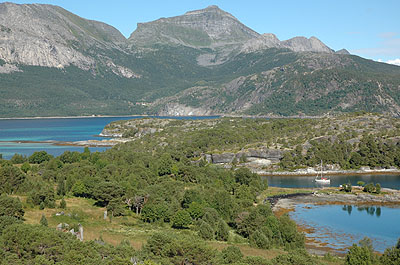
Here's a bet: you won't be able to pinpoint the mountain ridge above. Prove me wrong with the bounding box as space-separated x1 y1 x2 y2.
0 2 400 118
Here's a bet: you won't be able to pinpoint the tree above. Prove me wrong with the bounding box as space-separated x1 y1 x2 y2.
198 221 214 240
172 210 191 229
20 162 31 173
141 203 170 223
0 165 26 194
375 183 381 194
187 202 205 220
40 214 48 226
221 246 243 264
363 183 375 193
0 195 24 219
107 199 126 217
57 178 66 196
357 181 365 187
10 153 26 164
92 182 125 206
345 244 374 265
215 220 229 241
59 198 67 209
234 167 257 186
250 230 271 249
0 216 22 235
342 183 352 192
28 151 52 164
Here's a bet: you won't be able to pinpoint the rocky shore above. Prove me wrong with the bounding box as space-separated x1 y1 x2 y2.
273 188 400 212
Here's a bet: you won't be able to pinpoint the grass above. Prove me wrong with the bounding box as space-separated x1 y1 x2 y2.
16 195 347 264
258 187 314 201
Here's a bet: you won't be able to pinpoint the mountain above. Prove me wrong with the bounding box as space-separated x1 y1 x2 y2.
0 3 400 118
129 5 259 48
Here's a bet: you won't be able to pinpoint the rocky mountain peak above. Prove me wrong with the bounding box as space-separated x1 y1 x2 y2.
281 36 334 53
129 5 259 48
0 2 131 73
335 48 350 55
184 5 235 19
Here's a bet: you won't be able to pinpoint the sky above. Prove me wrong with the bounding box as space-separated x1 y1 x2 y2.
2 0 400 65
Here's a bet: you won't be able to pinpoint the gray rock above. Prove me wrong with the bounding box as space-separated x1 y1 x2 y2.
335 49 350 55
211 153 235 163
0 2 140 78
281 36 334 53
246 148 283 162
129 5 259 48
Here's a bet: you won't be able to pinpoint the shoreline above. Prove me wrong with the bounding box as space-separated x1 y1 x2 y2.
261 169 400 177
271 188 400 255
0 114 327 121
0 114 151 120
0 114 222 120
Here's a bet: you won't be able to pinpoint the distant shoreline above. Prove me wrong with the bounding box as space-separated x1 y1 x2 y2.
0 115 150 120
262 170 400 177
0 114 326 120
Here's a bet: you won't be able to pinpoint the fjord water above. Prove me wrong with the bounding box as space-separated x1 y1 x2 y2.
0 116 218 159
265 174 400 189
290 204 400 252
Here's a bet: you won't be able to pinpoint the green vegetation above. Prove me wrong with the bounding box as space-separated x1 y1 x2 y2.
1 39 400 118
1 113 400 263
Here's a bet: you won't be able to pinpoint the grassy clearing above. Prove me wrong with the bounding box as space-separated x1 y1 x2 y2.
258 187 314 200
21 196 312 259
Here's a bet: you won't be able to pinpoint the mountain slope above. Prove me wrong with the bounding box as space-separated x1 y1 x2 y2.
129 5 259 48
0 3 400 118
0 2 134 75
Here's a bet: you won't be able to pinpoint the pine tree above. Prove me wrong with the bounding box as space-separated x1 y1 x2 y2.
60 198 67 209
40 214 48 226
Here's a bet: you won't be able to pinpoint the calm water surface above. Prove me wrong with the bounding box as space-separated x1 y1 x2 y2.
0 116 218 159
265 174 400 189
290 204 400 252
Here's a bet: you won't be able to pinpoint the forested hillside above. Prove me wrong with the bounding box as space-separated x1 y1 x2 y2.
1 113 400 264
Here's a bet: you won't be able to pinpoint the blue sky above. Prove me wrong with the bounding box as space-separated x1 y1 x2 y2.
3 0 400 65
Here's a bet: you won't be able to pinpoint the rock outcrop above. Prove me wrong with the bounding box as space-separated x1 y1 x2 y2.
129 5 259 48
0 2 135 76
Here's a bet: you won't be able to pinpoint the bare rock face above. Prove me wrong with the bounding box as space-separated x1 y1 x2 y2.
0 2 126 71
129 5 259 48
241 34 334 54
241 33 282 53
281 36 334 53
335 49 350 55
158 103 212 116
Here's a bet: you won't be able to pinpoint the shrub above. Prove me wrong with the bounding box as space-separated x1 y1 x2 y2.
215 220 229 241
40 214 48 227
59 198 67 209
363 183 375 193
345 244 374 265
0 195 24 219
172 210 192 229
28 151 52 164
221 246 243 264
249 230 271 249
198 221 214 240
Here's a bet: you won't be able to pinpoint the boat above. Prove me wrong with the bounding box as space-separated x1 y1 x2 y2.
314 160 330 184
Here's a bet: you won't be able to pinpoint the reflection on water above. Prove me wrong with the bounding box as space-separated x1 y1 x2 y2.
265 174 400 190
290 204 400 252
342 205 382 217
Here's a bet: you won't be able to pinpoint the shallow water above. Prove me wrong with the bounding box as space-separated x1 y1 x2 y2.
290 204 400 252
265 174 400 189
0 116 218 159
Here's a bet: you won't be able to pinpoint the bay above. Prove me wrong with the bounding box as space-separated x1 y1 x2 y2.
290 204 400 252
265 174 400 190
0 116 218 159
